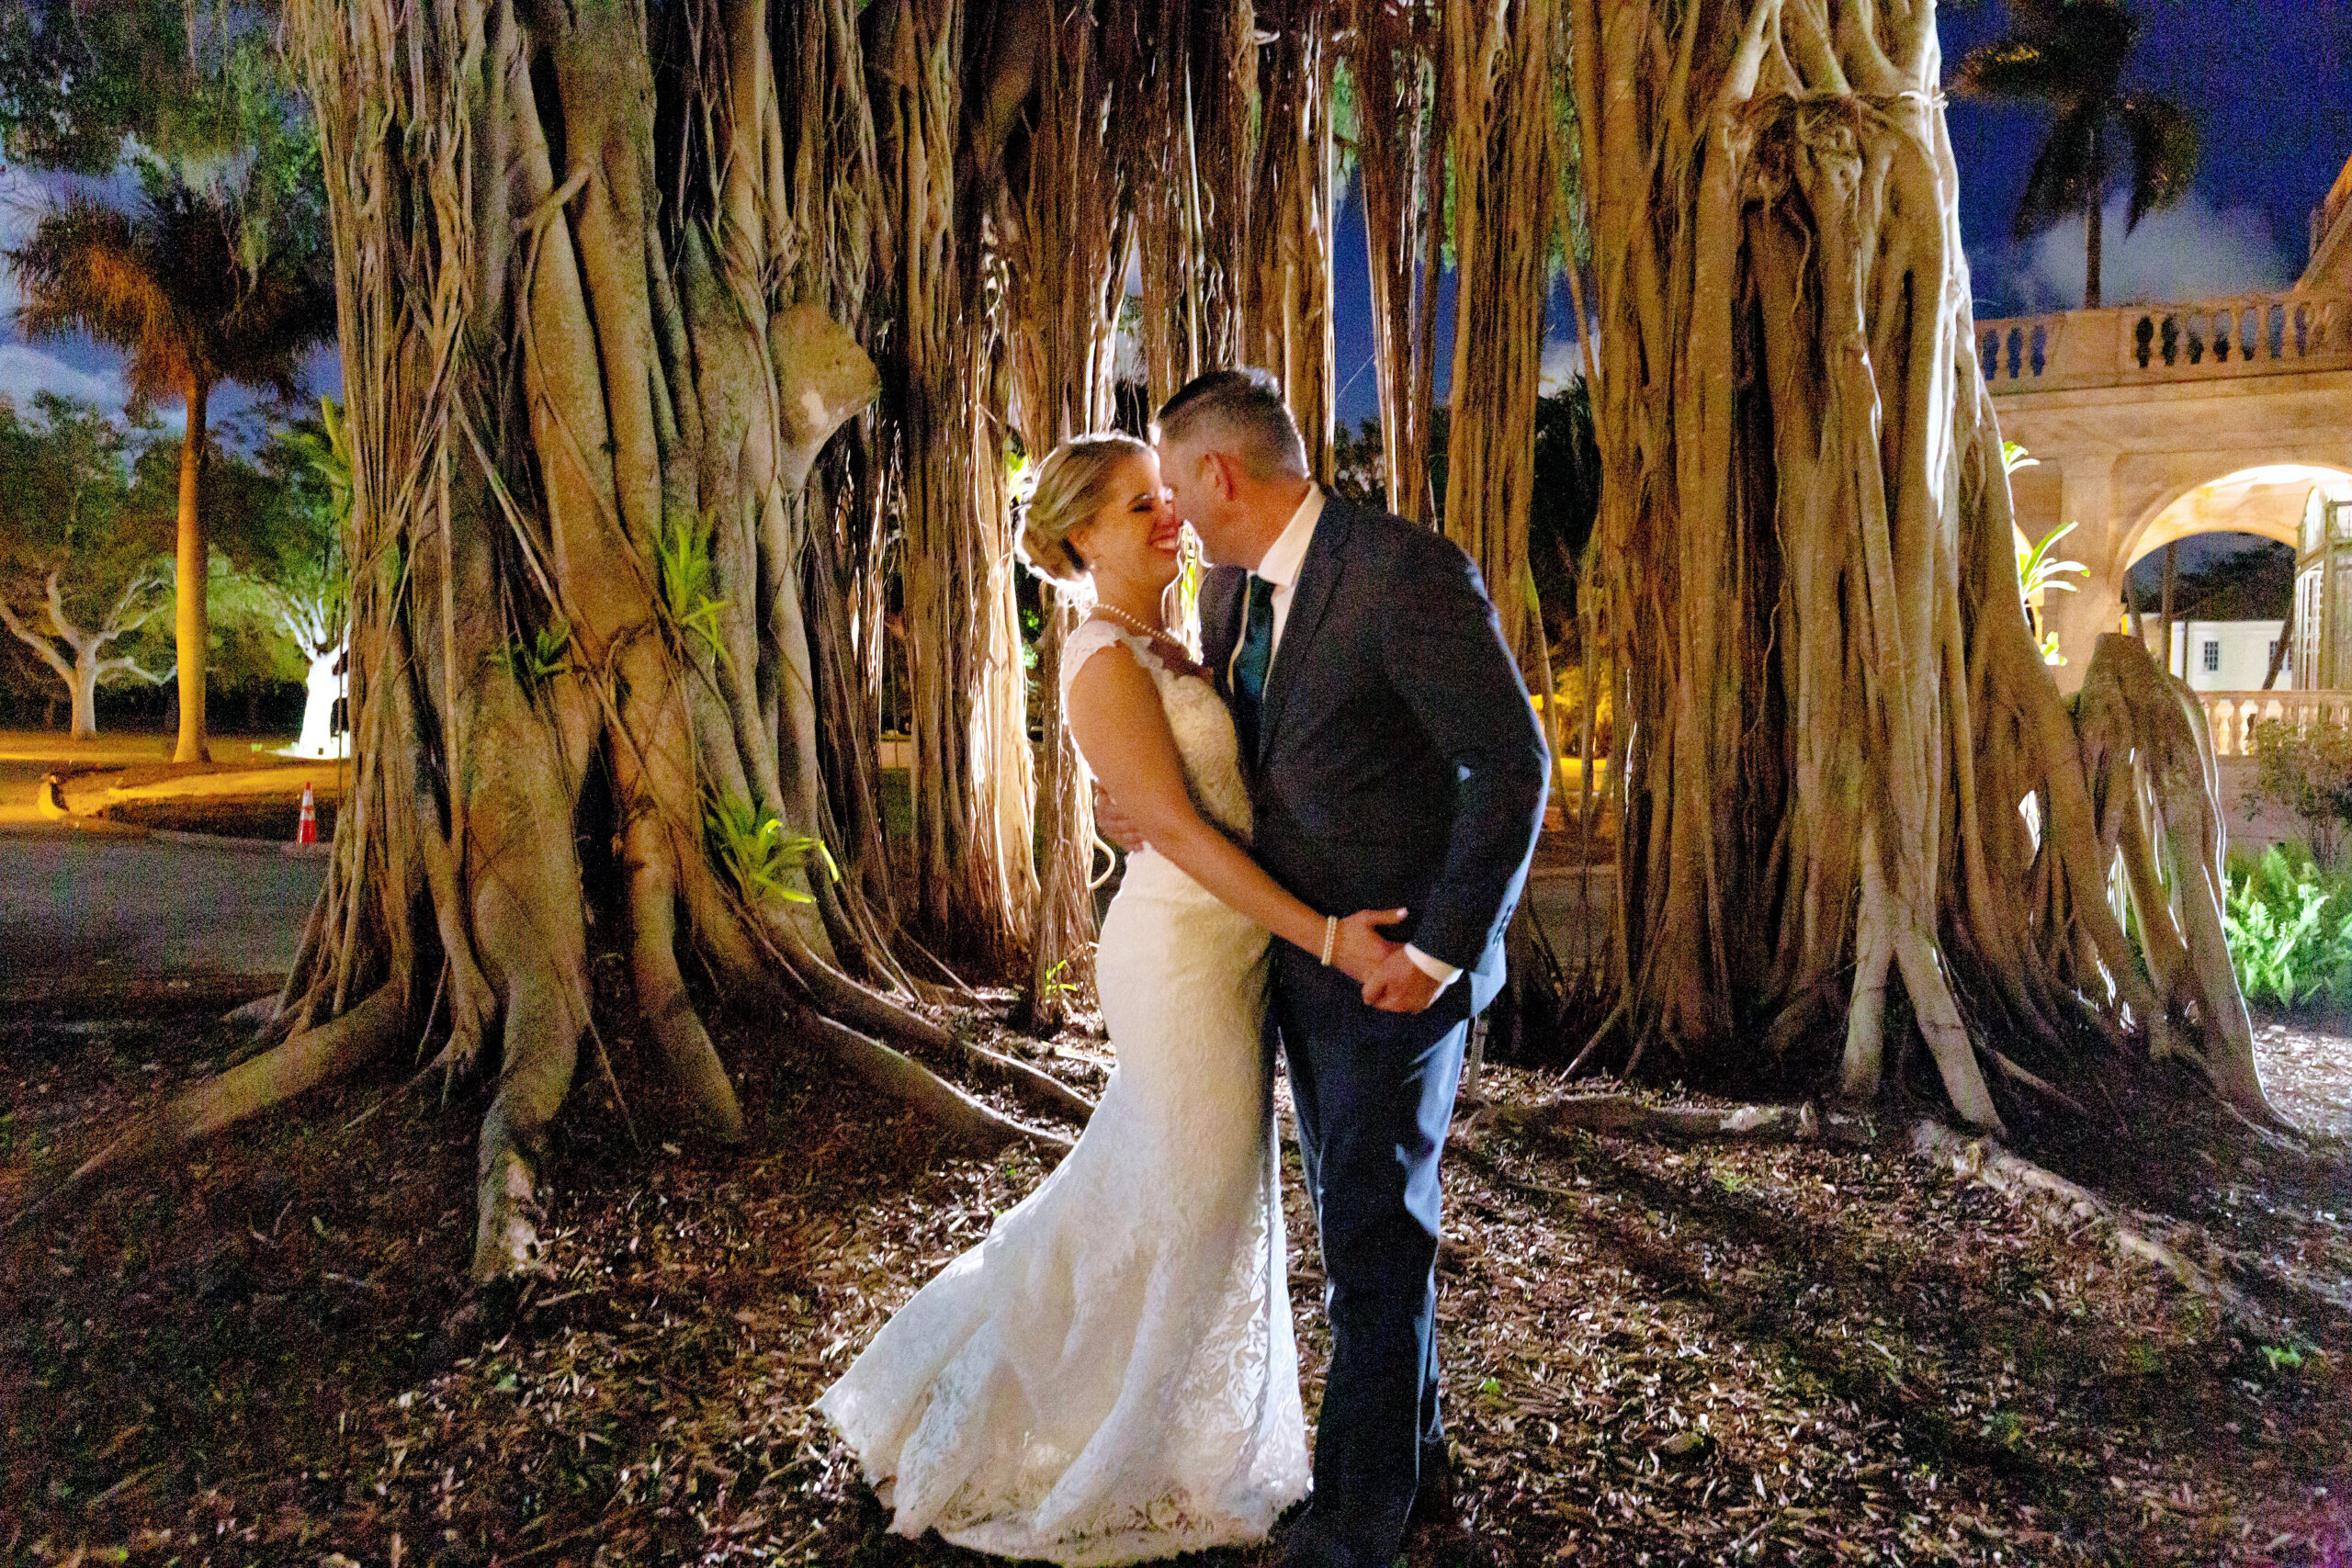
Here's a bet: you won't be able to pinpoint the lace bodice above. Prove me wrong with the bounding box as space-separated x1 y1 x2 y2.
1061 619 1253 846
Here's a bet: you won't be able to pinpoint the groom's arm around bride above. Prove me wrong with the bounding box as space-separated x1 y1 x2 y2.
1136 367 1549 1568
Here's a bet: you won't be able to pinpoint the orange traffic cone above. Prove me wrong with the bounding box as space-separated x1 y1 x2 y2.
297 781 319 845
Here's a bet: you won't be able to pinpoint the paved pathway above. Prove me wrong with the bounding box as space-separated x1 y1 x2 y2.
0 748 325 981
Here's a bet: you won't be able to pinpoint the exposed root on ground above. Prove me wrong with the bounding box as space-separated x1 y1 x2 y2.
6 984 406 1229
1912 1121 2285 1338
1456 1093 1884 1147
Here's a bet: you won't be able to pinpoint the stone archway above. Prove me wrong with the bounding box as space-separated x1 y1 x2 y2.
2103 466 2340 694
1983 305 2352 686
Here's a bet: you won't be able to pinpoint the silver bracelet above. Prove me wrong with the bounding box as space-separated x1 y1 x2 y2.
1320 914 1338 966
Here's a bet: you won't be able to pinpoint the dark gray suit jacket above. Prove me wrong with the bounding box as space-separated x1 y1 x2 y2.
1203 491 1550 1020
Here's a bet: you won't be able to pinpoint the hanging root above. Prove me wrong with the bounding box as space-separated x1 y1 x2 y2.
7 984 406 1230
2075 635 2278 1121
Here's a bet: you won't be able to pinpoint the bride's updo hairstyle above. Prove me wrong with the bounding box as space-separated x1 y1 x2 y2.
1019 432 1152 592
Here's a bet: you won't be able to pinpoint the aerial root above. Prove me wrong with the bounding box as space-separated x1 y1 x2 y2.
221 992 282 1034
7 984 406 1229
801 1009 1072 1156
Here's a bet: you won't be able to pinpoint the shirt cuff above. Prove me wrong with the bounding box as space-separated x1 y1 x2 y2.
1403 943 1462 992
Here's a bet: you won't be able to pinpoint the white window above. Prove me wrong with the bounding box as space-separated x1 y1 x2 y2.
2202 640 2221 673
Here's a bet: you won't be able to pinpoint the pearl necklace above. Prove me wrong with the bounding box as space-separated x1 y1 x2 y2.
1093 604 1170 642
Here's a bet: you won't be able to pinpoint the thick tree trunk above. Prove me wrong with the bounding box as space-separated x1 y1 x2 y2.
1571 0 2269 1127
173 378 209 763
7 0 1072 1280
2085 187 2105 310
68 649 97 740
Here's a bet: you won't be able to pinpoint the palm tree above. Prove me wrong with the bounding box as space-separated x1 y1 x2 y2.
8 182 333 761
1954 0 2198 310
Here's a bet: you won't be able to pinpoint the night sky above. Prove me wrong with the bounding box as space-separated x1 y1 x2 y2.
3 2 2348 435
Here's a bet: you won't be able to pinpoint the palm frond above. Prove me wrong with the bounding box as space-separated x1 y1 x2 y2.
7 197 162 351
2120 93 2199 231
1952 40 2079 104
6 177 332 418
2012 105 2106 239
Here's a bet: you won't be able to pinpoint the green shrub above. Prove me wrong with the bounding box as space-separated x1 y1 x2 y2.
2247 717 2352 868
2222 844 2352 1010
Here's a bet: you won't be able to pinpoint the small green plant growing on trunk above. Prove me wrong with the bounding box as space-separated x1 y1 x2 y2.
706 792 837 908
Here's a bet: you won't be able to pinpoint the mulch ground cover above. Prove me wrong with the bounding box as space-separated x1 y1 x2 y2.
3 977 2348 1567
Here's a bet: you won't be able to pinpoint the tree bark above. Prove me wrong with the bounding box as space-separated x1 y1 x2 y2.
12 0 1067 1281
1572 0 2269 1128
2084 183 2105 310
1442 0 1557 671
1243 0 1338 479
68 651 96 739
999 0 1125 1031
173 376 210 763
2160 540 2179 675
1345 0 1441 521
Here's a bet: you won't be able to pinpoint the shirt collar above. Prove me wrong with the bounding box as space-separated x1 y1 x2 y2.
1253 483 1324 590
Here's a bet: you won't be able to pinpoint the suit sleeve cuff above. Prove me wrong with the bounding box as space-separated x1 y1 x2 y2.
1404 944 1462 991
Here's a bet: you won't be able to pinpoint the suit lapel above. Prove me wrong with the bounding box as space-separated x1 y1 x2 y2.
1200 566 1246 703
1258 491 1352 760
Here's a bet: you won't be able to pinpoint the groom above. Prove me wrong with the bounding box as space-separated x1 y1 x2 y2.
1109 369 1548 1566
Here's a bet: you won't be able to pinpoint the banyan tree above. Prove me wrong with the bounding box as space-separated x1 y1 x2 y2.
15 0 2275 1292
1568 0 2270 1128
11 0 1391 1288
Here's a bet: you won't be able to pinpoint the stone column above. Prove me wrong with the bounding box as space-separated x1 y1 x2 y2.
2044 452 2125 693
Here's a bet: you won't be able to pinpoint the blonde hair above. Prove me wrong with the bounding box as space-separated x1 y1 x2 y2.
1019 432 1152 589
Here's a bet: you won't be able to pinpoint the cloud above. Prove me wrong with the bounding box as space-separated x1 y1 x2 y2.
1539 333 1588 393
0 343 123 410
2006 189 2293 311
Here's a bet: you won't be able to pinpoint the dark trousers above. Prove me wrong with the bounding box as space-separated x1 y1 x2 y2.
1273 944 1469 1562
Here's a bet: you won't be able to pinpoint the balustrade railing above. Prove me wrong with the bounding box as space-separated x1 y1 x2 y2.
2196 690 2352 758
1977 291 2352 392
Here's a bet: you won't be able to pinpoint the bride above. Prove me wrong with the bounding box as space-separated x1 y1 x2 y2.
816 433 1403 1563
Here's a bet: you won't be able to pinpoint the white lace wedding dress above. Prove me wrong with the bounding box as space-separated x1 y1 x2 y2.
816 620 1307 1563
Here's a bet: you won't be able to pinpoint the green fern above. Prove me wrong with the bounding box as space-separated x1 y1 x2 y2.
656 507 730 663
492 618 573 691
706 793 838 908
2222 846 2352 1009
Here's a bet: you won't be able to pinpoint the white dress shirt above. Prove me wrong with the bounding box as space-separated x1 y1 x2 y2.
1247 484 1460 994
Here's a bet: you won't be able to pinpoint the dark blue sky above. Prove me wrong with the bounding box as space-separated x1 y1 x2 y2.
6 2 2348 434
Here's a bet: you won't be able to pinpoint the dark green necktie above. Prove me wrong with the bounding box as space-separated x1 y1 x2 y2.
1231 574 1276 755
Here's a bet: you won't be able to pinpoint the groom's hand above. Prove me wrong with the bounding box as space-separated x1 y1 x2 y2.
1363 947 1443 1013
1092 784 1148 853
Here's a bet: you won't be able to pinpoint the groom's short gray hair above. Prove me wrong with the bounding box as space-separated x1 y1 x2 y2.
1152 369 1309 480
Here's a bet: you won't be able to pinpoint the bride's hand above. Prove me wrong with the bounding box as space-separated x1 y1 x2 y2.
1328 907 1408 984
